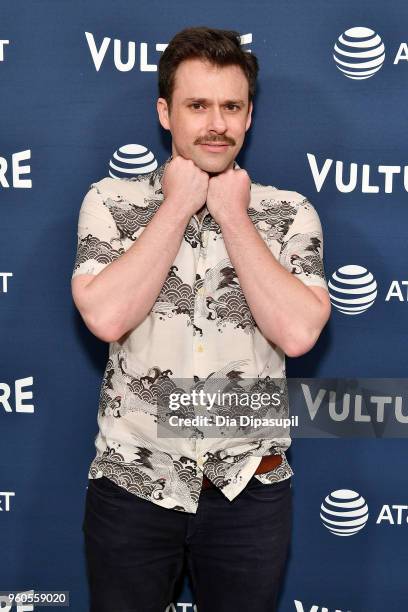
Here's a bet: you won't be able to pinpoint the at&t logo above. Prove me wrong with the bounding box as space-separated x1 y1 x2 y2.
320 489 369 536
108 144 158 179
321 488 408 534
328 265 377 315
333 27 385 80
329 264 408 315
333 25 408 79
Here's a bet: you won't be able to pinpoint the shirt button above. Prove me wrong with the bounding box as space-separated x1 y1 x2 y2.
196 344 204 353
197 456 204 469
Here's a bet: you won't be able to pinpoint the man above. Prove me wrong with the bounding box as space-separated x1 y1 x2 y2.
71 26 330 612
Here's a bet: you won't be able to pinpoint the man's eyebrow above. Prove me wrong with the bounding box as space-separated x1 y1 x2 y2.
183 97 245 105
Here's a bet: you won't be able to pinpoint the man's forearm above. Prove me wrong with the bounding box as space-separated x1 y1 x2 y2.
219 211 330 356
78 198 191 342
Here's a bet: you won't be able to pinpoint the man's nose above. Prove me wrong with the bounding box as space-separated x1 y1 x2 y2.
207 107 227 133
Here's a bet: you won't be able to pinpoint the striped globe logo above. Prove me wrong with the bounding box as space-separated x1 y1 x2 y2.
328 265 377 315
321 489 369 536
109 144 158 179
333 27 385 80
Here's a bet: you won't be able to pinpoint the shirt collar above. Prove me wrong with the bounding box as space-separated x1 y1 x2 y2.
151 154 244 195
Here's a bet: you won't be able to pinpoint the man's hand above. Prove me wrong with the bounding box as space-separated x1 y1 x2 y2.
206 168 251 225
161 156 209 218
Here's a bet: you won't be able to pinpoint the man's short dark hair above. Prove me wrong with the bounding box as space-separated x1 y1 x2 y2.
158 26 259 113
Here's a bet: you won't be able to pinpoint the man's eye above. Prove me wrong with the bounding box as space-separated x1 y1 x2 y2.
190 103 204 110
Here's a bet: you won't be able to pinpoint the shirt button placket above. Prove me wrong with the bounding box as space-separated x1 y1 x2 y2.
193 220 209 467
193 224 208 359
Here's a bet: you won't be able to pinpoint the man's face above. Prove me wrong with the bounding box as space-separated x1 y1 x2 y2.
157 58 253 174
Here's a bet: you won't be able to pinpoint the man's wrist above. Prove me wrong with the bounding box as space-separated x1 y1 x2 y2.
217 208 251 230
161 197 193 226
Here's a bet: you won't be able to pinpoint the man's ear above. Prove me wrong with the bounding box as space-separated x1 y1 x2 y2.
157 97 171 131
245 101 253 132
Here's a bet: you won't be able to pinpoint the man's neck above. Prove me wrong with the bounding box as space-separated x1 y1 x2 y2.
196 204 207 222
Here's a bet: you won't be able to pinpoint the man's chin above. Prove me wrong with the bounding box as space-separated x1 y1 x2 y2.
193 155 233 175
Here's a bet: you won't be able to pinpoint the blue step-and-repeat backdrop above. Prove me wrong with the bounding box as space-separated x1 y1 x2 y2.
2 1 408 610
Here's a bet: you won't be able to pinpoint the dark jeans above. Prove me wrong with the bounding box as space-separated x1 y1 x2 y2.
82 474 292 612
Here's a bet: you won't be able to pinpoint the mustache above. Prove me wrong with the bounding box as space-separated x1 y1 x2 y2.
195 136 235 145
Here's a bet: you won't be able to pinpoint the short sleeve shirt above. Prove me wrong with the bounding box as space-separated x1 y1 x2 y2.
72 155 328 513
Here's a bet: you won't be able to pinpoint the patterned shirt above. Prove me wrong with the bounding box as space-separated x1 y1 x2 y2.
72 155 328 514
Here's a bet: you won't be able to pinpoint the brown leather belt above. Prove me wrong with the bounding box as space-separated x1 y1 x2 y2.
201 454 283 491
